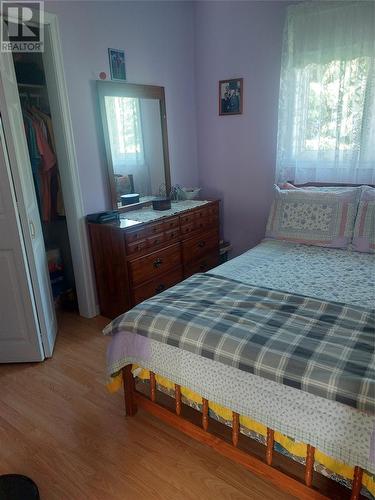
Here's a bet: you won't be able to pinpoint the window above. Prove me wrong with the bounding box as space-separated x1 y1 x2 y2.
276 2 375 184
299 58 368 153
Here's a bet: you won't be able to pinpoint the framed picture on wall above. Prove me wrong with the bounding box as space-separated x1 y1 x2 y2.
108 48 126 81
219 78 243 115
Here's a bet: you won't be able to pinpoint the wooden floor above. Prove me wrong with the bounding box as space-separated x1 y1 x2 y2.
0 313 296 500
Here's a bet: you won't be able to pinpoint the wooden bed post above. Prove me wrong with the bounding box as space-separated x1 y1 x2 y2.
305 444 315 487
266 428 275 466
202 398 209 431
175 384 182 416
150 371 156 402
351 466 363 500
232 412 239 447
122 365 138 416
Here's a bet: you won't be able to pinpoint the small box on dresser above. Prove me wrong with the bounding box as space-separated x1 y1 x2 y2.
88 200 220 319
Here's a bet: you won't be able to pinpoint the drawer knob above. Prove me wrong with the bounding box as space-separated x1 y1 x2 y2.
155 283 165 293
198 240 206 248
153 258 163 268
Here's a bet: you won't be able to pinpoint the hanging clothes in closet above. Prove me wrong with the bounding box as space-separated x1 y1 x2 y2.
22 103 65 222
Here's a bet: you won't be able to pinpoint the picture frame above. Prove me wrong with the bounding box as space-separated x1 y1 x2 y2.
219 78 243 115
108 48 126 81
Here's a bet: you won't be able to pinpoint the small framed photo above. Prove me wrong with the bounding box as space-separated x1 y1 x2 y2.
219 78 243 115
108 48 126 81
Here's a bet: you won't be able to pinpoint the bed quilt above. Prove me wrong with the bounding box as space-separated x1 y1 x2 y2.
104 273 375 413
211 239 375 308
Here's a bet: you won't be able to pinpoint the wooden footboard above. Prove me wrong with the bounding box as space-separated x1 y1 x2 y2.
121 365 365 500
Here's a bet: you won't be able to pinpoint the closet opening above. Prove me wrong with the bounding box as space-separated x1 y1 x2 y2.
13 51 78 315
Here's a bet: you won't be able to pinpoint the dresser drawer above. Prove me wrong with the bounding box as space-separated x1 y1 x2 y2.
127 239 148 255
207 214 219 226
148 221 165 236
180 205 219 238
129 243 181 286
180 212 196 225
165 228 180 241
195 217 208 231
125 226 148 244
181 222 196 236
182 229 219 262
194 206 209 220
208 203 219 216
146 233 166 248
163 216 179 231
133 267 183 305
202 215 219 232
184 252 220 278
181 217 212 235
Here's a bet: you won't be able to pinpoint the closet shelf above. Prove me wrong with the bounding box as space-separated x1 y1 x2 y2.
18 83 45 89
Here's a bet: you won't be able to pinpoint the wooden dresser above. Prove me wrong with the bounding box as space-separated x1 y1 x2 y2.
88 200 220 319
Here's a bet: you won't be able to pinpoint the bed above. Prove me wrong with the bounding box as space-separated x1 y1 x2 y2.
104 186 375 500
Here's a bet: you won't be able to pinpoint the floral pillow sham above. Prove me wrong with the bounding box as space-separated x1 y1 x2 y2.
266 186 359 248
352 186 375 254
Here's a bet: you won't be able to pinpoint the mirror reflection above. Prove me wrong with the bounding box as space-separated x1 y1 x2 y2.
97 82 171 210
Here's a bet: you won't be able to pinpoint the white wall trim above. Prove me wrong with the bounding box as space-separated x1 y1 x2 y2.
42 11 98 317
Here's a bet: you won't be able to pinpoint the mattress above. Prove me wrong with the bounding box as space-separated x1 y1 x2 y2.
105 240 375 480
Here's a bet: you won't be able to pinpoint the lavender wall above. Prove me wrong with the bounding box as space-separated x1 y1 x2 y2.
45 0 198 214
195 1 287 256
45 1 287 255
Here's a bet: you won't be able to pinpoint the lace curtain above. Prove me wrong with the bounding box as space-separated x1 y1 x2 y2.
276 1 375 184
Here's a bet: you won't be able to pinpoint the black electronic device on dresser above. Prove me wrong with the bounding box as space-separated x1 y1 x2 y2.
88 200 220 319
86 211 119 224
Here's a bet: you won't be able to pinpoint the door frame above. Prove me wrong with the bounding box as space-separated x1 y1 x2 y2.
2 9 98 318
41 11 98 318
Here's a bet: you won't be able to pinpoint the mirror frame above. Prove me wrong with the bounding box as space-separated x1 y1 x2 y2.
97 81 171 211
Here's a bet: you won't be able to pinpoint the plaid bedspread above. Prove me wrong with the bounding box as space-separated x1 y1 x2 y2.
104 273 375 413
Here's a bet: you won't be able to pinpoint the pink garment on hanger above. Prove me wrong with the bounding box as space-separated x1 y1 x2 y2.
34 121 56 222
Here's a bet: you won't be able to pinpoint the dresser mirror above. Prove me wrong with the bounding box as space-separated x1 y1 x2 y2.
97 81 171 211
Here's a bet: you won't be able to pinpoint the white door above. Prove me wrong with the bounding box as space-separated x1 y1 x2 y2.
0 119 44 362
0 43 57 357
